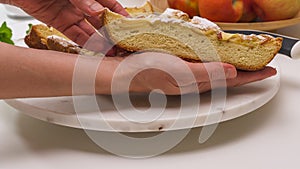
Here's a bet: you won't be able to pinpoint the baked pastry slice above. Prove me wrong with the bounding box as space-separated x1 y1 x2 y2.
25 24 82 54
103 6 283 71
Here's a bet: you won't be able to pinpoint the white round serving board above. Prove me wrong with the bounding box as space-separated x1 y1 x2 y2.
5 59 281 132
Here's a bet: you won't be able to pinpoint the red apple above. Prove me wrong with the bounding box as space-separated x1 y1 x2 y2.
239 0 257 22
167 0 199 17
198 0 244 22
253 0 300 21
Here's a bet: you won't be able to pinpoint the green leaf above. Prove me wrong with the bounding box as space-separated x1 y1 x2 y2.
0 36 14 45
26 23 32 34
0 21 14 45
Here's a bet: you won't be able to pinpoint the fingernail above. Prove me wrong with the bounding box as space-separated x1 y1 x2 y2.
90 2 103 12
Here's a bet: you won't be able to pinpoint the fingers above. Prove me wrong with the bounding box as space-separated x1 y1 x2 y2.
168 66 277 95
69 0 105 16
186 62 237 82
195 66 277 93
61 19 95 46
226 66 277 87
69 0 128 16
65 0 128 45
60 18 113 51
86 15 103 30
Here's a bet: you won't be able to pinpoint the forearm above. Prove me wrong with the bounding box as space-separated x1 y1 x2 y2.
0 42 76 98
0 42 119 99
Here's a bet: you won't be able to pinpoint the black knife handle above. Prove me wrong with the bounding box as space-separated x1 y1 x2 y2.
225 30 299 57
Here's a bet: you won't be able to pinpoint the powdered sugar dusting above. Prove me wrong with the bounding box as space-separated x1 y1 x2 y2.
47 35 78 47
190 16 220 30
161 8 189 19
146 8 221 31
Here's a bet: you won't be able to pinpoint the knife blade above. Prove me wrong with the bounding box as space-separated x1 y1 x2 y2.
224 30 300 59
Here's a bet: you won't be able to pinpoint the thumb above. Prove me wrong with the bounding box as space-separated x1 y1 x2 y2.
69 0 128 16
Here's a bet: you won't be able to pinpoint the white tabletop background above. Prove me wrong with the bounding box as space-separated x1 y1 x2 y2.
1 0 300 168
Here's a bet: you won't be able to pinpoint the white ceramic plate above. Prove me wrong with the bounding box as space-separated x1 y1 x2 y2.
5 59 280 132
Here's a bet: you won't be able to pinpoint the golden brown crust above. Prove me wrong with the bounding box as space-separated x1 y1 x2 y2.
25 24 80 54
25 25 48 50
125 1 154 17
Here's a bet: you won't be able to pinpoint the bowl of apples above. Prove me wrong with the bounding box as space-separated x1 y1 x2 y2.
150 0 300 30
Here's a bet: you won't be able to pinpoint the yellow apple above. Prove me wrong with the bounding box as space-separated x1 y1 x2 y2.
253 0 300 21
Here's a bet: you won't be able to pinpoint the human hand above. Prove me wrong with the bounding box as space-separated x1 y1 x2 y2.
9 0 128 46
94 52 277 95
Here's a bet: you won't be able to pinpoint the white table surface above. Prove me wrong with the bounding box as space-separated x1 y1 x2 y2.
1 1 300 169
